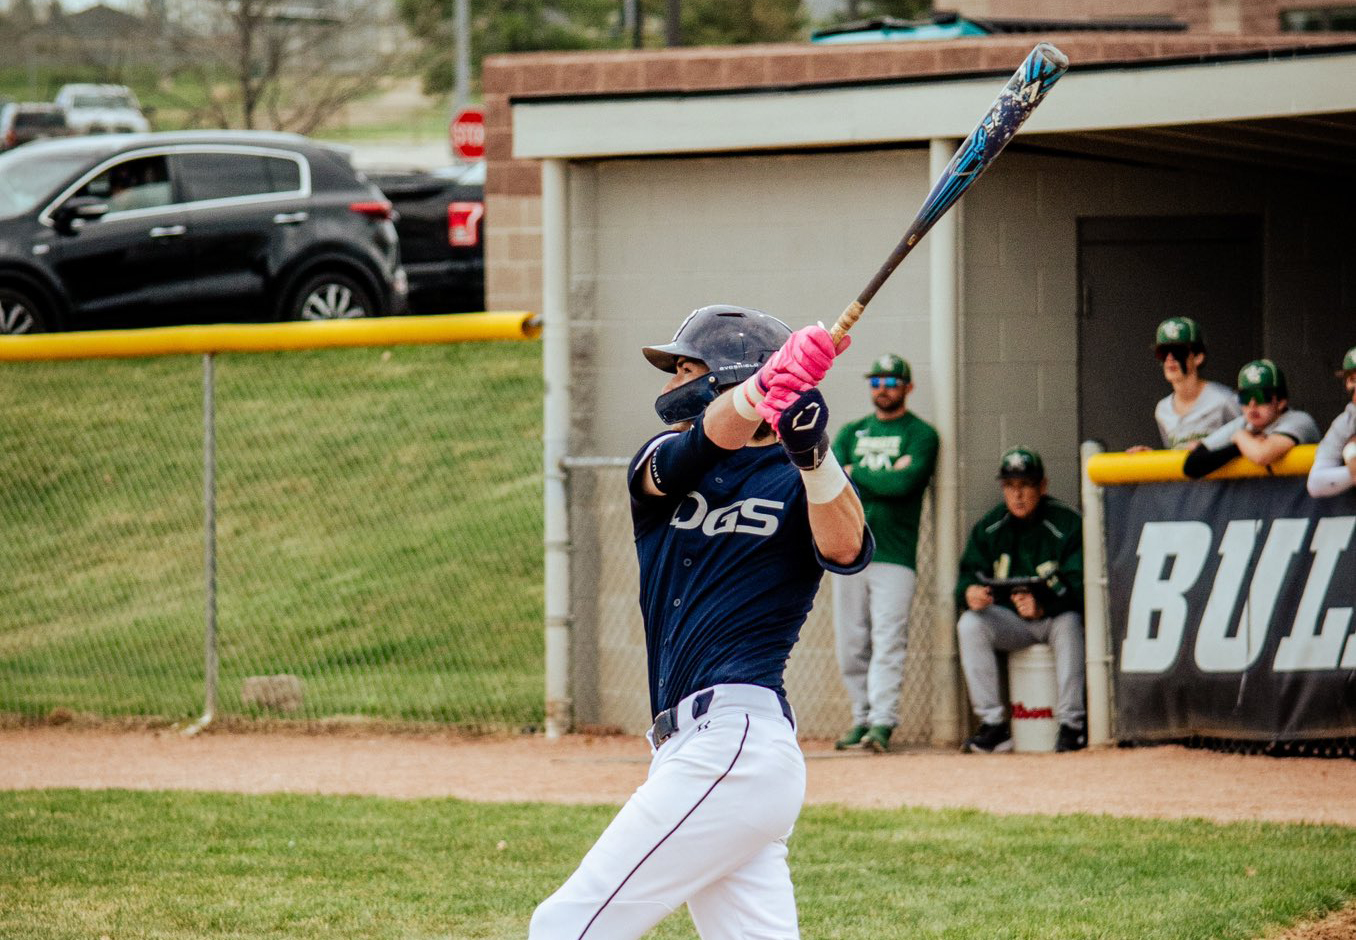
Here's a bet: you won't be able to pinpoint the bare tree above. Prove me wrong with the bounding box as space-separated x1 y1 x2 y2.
165 0 417 133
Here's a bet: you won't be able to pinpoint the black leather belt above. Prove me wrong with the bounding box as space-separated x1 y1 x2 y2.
650 688 794 748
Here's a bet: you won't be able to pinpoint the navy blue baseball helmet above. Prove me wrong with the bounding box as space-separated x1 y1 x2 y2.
644 305 791 424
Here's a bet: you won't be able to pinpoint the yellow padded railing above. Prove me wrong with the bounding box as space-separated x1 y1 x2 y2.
1086 444 1317 485
0 312 541 362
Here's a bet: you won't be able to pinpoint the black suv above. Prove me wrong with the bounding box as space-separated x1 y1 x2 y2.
0 131 408 333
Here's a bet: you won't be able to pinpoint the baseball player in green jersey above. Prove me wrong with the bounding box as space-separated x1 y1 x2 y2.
829 354 939 752
956 447 1085 754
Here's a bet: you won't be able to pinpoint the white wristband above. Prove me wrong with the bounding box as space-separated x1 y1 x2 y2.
801 450 849 504
732 376 766 421
1342 440 1356 463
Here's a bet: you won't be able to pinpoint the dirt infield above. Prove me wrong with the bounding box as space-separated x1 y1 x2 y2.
4 727 1355 825
6 728 1355 938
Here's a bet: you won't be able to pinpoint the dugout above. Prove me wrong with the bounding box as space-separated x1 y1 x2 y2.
486 38 1356 742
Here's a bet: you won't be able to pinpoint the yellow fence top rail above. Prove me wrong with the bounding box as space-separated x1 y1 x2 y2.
1086 444 1318 485
0 312 541 363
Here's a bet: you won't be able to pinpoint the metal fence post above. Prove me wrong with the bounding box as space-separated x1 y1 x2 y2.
1080 439 1113 747
184 352 218 735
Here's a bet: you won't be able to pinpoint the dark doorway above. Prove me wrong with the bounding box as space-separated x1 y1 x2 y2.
1077 216 1263 452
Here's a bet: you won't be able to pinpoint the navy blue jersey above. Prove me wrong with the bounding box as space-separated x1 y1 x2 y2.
630 427 872 716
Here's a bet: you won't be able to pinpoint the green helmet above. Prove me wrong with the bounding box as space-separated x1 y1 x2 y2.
997 446 1045 482
1237 358 1287 403
866 353 910 382
1339 345 1356 376
1155 316 1205 349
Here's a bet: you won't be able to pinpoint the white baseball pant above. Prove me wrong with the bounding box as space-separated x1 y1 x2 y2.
832 561 916 728
529 684 806 940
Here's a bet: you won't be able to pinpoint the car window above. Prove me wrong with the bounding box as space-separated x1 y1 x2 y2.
174 152 303 202
73 94 135 109
76 155 173 213
0 147 109 218
16 111 67 129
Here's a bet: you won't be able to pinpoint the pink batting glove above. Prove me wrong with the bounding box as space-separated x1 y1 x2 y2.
755 324 850 394
755 384 802 433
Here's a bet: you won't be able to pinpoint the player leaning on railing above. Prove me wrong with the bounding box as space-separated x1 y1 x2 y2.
1307 344 1356 499
530 305 873 940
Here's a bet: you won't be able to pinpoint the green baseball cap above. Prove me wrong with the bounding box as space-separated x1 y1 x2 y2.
1237 358 1287 403
866 353 911 382
997 446 1045 482
1155 316 1204 347
1338 345 1356 376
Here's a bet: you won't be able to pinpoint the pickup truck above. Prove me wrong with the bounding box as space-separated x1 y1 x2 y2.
366 162 485 316
53 83 151 135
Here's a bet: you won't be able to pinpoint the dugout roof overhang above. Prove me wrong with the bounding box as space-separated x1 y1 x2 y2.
512 45 1356 176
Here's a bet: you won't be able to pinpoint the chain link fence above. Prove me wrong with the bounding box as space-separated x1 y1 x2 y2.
0 341 543 731
564 464 938 743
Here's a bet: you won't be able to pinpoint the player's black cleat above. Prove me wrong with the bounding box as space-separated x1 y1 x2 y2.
1055 723 1087 753
963 722 1013 754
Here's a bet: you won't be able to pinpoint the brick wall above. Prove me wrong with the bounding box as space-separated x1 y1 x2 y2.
951 0 1356 32
481 31 1351 314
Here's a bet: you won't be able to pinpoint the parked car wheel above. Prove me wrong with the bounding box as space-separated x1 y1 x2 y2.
0 282 54 334
287 271 376 321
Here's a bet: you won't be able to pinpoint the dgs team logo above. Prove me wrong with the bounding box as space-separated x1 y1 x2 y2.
670 494 783 537
1121 517 1356 674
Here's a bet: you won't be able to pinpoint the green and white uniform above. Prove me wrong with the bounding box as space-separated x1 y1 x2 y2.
830 411 939 729
1155 381 1241 449
1308 402 1356 498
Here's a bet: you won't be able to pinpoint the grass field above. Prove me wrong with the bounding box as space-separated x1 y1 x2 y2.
2 788 1354 939
0 341 544 728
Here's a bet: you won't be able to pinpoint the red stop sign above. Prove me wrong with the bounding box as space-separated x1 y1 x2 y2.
450 108 485 161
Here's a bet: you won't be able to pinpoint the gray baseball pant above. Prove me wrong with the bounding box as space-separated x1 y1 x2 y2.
832 562 916 728
956 605 1086 727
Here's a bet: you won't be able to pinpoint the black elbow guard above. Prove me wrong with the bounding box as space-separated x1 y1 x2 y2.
645 421 738 497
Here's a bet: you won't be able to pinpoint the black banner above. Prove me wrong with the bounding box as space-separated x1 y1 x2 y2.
1105 478 1356 741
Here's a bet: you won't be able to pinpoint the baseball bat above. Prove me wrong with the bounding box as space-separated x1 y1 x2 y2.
829 42 1069 344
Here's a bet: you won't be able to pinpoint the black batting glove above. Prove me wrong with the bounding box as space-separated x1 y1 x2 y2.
774 388 831 470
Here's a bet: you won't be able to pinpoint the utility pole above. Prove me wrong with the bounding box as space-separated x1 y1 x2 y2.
452 0 471 158
666 0 681 46
623 0 642 48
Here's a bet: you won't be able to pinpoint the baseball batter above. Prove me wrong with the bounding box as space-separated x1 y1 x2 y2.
529 305 872 940
1307 344 1356 499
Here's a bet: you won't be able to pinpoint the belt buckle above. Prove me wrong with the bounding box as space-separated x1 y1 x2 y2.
651 706 679 746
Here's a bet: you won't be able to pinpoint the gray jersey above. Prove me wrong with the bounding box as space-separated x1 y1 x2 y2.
1313 402 1356 465
1155 381 1242 449
1198 409 1321 452
1307 403 1356 498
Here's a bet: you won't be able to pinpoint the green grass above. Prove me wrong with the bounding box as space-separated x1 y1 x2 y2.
1 789 1354 939
316 100 453 144
0 342 545 728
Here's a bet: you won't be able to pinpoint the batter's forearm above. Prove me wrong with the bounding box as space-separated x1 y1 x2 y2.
806 483 866 566
702 388 764 450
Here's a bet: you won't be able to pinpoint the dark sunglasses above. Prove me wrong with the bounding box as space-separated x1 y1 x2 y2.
1154 344 1192 363
1237 388 1278 406
869 377 902 389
